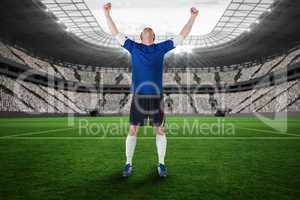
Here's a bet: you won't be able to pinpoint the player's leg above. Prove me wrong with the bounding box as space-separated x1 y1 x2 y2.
151 95 167 177
155 126 167 177
123 125 139 177
155 126 167 164
126 95 146 165
125 125 138 165
123 94 146 177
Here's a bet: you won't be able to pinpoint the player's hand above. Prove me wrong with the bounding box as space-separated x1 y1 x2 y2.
103 2 112 15
191 7 199 17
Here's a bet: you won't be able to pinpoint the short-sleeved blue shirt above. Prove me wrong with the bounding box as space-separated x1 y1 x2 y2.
122 39 175 94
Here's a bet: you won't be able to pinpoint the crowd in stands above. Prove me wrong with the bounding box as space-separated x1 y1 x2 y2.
1 74 299 114
1 42 300 86
1 41 300 115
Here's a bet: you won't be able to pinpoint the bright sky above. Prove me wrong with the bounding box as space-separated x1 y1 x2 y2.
85 0 231 35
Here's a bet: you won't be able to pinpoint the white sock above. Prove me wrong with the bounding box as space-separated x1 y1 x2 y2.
156 134 167 165
125 135 137 165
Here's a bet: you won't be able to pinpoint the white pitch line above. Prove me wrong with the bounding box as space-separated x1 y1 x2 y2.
236 127 300 137
0 127 78 138
1 136 300 140
1 126 299 140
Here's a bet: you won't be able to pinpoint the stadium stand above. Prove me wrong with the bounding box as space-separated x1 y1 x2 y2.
1 43 300 115
0 43 134 85
1 1 300 199
0 42 25 65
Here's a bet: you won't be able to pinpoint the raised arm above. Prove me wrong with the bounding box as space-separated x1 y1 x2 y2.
103 3 119 37
171 7 199 47
103 2 129 45
179 7 199 39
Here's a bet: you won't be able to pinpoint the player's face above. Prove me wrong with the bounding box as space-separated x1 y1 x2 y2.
141 27 155 42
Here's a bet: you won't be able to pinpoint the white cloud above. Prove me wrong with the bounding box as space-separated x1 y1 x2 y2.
85 0 231 35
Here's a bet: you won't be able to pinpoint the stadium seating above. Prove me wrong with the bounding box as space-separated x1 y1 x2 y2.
0 42 25 65
1 73 299 114
1 43 300 86
1 42 300 115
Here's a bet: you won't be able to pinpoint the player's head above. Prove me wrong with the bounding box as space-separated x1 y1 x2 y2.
140 27 155 43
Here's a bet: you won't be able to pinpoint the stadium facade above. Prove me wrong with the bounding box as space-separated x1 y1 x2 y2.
0 0 300 116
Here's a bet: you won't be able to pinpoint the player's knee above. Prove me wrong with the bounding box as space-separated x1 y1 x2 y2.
156 127 165 135
129 125 138 136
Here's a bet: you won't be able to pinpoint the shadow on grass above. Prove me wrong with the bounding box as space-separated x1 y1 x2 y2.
64 167 168 200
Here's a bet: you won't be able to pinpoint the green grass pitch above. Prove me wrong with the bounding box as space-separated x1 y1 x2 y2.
0 116 300 200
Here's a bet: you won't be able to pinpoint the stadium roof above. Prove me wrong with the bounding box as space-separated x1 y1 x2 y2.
40 0 275 48
0 0 300 69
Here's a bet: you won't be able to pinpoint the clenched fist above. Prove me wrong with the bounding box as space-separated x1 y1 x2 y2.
191 7 199 17
103 2 112 15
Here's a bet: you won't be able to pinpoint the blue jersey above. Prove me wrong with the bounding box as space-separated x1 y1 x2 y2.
122 39 175 94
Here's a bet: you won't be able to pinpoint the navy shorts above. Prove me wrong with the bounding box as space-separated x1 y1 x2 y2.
129 94 165 127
